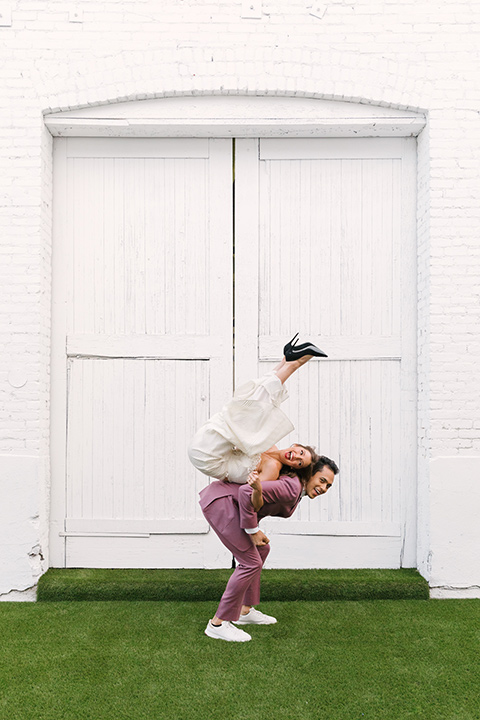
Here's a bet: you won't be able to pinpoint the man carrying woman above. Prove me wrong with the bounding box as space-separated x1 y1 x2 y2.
188 335 339 642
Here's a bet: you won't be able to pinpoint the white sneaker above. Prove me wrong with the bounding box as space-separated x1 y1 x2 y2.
204 620 252 642
233 608 277 625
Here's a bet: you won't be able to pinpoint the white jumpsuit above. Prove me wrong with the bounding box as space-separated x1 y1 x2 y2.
187 372 294 484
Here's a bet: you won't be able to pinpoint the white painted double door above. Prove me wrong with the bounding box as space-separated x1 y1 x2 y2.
51 136 417 569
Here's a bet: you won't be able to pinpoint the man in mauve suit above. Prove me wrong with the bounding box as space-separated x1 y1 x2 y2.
200 456 338 643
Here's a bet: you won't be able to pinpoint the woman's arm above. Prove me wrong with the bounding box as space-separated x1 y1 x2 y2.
247 471 264 512
255 452 282 483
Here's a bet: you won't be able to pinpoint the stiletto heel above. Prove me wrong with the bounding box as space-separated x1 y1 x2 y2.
285 340 328 361
283 333 299 356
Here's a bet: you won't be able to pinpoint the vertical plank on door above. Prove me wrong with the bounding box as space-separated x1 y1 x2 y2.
234 139 260 386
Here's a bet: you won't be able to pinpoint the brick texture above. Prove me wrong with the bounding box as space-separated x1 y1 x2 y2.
1 0 479 593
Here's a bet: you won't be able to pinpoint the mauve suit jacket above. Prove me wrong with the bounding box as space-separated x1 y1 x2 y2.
199 475 304 532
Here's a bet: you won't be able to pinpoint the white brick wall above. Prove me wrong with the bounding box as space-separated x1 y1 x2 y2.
1 0 479 596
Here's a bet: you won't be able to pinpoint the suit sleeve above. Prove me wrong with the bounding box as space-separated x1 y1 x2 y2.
238 484 259 530
237 475 301 529
260 476 302 505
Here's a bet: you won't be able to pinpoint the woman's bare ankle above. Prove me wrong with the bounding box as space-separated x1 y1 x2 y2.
296 355 312 366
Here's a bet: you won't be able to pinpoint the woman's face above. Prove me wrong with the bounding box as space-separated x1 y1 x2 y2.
304 466 335 499
281 444 312 469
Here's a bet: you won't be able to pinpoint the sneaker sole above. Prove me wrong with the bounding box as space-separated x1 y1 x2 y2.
204 628 251 642
233 619 277 625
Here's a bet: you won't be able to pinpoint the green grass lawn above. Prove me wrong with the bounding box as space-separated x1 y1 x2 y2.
1 599 479 720
37 568 429 602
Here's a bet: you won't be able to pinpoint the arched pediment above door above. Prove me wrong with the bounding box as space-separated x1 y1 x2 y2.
45 95 425 137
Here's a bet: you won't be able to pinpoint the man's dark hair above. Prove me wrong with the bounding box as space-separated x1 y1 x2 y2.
312 455 339 476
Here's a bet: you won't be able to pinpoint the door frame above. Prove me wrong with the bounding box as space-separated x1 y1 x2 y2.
45 96 426 138
47 95 425 569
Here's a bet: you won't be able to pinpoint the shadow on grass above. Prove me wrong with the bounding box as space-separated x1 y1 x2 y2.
1 600 479 720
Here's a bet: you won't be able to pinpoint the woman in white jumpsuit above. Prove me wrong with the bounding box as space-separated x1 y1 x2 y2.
187 335 327 484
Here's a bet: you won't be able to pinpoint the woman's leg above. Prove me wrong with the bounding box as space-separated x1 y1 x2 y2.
192 346 316 471
187 424 232 479
273 355 313 385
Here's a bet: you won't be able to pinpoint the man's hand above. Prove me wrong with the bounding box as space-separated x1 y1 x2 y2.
247 470 264 512
250 530 270 546
247 470 262 491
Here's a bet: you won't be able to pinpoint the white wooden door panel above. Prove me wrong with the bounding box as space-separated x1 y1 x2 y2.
235 138 417 568
64 533 224 570
68 147 210 337
65 358 209 533
261 360 401 526
259 138 407 159
51 137 233 567
67 137 210 158
259 535 403 570
257 146 403 341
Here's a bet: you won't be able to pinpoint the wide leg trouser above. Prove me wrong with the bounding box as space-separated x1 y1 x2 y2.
202 496 270 622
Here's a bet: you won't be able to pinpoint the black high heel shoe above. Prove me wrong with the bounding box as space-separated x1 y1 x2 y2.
284 337 328 361
283 333 299 356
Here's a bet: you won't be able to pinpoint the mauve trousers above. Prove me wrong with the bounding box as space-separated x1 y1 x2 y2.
202 495 270 622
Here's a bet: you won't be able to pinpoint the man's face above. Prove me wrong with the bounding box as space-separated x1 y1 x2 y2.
304 466 335 499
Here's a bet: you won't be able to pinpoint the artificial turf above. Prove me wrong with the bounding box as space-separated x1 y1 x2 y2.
37 567 429 602
1 599 479 720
